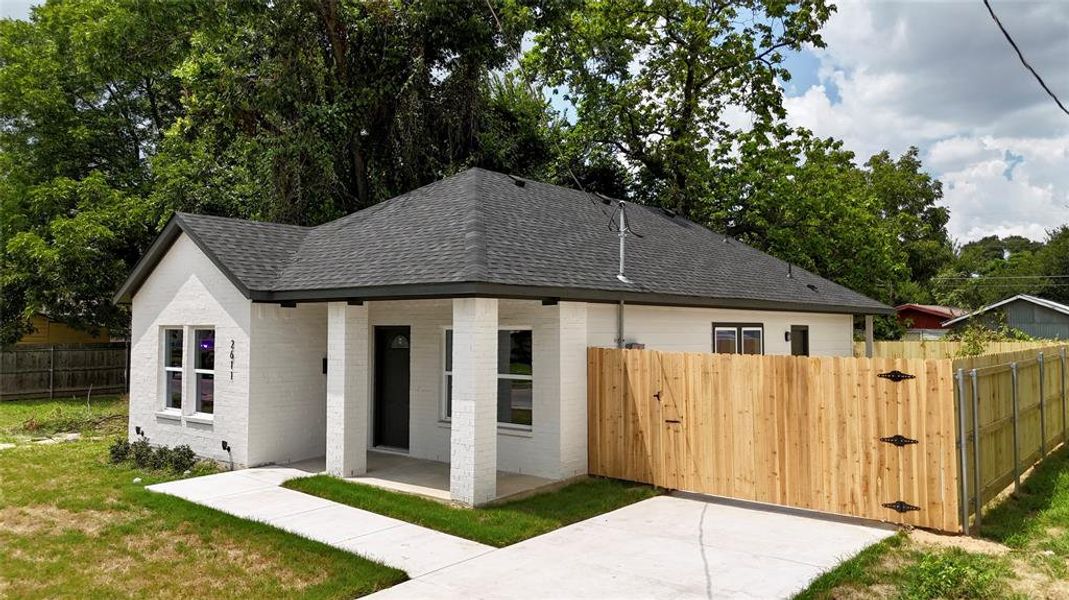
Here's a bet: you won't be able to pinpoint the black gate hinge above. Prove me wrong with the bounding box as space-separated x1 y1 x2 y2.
880 434 919 447
883 500 921 513
878 370 915 382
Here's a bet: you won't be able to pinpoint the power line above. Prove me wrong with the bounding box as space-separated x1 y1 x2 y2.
933 274 1069 281
983 0 1069 118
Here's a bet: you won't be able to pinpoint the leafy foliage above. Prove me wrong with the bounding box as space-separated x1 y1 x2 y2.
898 549 1011 600
1 0 967 344
945 315 1033 357
0 0 201 343
934 227 1069 311
530 0 834 217
119 437 199 473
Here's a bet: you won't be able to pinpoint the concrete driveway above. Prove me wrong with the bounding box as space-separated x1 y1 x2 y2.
370 494 893 600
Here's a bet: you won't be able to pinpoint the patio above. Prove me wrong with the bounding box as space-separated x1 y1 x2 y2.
288 451 557 503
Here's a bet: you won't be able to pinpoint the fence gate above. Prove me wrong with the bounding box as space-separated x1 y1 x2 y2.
588 348 962 533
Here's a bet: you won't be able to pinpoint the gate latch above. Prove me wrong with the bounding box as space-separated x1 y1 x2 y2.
882 500 920 513
880 434 919 447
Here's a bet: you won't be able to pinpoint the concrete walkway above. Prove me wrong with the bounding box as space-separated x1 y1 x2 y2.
146 467 493 577
150 469 892 599
369 495 894 600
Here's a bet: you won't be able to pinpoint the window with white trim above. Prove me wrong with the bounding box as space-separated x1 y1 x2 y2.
712 323 764 355
443 328 533 427
163 329 183 409
193 329 215 414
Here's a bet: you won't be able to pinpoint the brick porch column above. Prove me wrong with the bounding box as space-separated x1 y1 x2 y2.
450 297 498 506
326 302 368 477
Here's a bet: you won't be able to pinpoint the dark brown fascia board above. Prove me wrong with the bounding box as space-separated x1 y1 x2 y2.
112 213 254 304
249 282 894 316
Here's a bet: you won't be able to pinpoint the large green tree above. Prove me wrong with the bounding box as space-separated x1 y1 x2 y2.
865 147 952 287
708 127 907 304
530 0 834 217
0 0 204 343
1 0 561 344
154 0 559 225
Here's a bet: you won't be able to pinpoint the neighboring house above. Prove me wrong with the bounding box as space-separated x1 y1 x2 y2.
894 304 966 340
113 168 890 506
15 313 110 345
942 294 1069 340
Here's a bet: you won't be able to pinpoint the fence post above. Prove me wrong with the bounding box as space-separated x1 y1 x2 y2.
971 368 982 531
1012 362 1020 494
1061 346 1067 444
956 368 970 535
49 345 55 400
1039 352 1046 456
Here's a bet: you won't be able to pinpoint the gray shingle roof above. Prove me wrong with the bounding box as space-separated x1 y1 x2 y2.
115 168 891 314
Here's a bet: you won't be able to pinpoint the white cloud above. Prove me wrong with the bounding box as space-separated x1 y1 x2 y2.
783 0 1069 243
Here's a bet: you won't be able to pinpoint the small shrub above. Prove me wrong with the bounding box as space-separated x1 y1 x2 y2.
112 439 202 474
108 439 131 464
167 445 196 472
130 438 154 469
899 549 1010 600
148 446 171 470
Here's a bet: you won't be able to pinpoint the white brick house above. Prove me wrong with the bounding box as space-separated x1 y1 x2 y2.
116 168 890 505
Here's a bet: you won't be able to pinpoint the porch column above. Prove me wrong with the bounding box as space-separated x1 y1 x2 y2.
450 297 498 506
557 302 589 478
326 302 368 477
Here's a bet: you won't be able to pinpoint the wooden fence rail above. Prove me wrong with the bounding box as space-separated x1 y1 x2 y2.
953 345 1069 534
854 340 1055 360
588 348 961 532
0 343 129 401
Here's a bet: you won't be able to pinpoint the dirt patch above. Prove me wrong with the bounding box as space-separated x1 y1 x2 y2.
0 504 142 537
1009 557 1069 599
100 524 326 594
910 529 1011 555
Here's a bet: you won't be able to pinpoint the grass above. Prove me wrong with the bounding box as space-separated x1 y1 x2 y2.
0 398 406 599
0 395 127 441
794 532 907 600
284 474 660 547
795 444 1069 599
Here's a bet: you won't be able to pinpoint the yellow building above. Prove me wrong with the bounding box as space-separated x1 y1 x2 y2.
16 314 111 345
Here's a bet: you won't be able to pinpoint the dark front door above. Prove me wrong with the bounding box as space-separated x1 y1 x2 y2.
790 325 810 356
374 326 410 449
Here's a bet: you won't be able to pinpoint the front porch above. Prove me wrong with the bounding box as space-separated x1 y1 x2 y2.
290 451 556 503
250 297 589 506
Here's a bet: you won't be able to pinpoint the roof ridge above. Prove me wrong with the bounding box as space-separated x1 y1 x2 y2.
460 167 488 281
176 211 312 230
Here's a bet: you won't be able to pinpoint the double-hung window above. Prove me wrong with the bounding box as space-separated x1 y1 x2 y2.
193 329 215 414
712 323 764 355
443 328 534 428
163 329 183 409
161 327 215 414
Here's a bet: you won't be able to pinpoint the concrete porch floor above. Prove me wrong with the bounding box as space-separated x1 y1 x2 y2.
286 451 556 503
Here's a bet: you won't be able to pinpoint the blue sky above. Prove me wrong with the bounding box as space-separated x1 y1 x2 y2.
779 1 1069 243
6 0 1067 243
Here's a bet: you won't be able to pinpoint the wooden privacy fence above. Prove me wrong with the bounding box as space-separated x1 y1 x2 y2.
588 348 961 532
0 343 129 400
854 340 1055 360
954 344 1069 534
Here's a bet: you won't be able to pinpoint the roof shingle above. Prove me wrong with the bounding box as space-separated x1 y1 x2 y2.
117 168 891 314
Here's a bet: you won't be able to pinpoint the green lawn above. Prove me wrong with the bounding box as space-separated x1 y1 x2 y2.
0 395 127 441
795 445 1069 599
284 474 659 547
0 397 406 599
